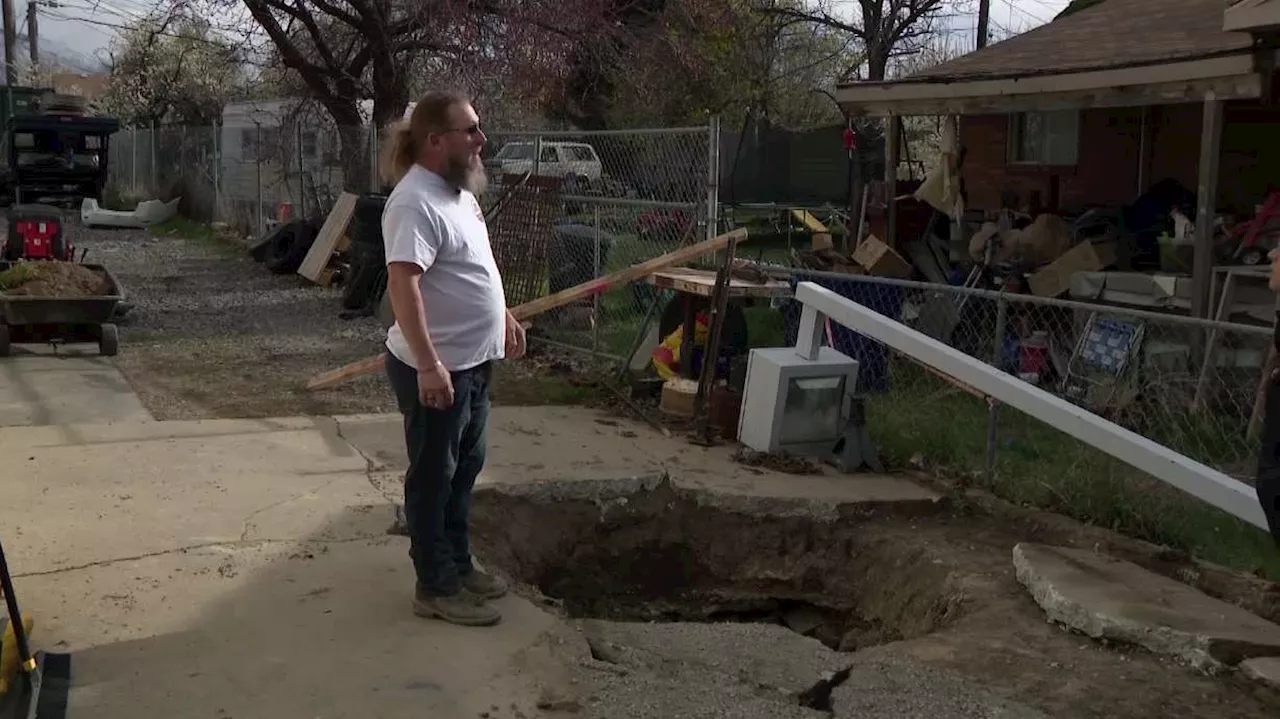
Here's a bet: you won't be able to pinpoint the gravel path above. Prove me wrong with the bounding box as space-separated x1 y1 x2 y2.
70 218 397 420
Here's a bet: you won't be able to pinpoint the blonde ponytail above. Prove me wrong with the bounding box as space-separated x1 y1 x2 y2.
380 120 415 188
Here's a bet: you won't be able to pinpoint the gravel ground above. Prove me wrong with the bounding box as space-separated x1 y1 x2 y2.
64 216 599 420
69 218 401 420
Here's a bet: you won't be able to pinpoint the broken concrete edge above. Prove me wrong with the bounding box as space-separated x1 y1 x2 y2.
1240 656 1280 691
1011 543 1280 674
472 473 948 524
960 486 1280 626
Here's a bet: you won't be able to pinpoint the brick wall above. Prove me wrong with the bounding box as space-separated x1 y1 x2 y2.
958 100 1280 216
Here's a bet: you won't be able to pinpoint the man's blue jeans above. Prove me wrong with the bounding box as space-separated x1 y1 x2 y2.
385 352 492 596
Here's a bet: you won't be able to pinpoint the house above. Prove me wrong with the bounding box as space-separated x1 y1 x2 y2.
218 98 415 218
835 0 1280 319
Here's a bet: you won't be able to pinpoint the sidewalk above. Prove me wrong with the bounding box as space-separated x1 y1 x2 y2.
0 407 938 718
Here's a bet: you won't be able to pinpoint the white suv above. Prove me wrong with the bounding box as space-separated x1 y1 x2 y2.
486 141 603 186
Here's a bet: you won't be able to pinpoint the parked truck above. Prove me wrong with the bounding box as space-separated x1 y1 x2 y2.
0 86 120 207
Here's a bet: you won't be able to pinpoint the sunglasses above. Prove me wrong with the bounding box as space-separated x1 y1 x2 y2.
439 123 484 137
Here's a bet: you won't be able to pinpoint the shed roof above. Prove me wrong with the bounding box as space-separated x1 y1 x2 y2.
892 0 1251 85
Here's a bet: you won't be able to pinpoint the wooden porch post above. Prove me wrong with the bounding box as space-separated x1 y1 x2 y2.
1192 92 1224 319
885 114 900 246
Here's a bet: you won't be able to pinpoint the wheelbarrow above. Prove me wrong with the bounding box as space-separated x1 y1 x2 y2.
0 262 125 358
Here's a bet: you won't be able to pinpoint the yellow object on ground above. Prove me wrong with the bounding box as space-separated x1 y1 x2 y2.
651 313 709 381
0 613 35 696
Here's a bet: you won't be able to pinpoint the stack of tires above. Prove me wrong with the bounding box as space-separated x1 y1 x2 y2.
342 194 389 312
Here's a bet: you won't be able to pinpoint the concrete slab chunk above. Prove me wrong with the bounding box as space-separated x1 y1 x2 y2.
1240 656 1280 690
1012 543 1280 671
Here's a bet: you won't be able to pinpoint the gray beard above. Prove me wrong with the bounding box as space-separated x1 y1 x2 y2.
442 156 487 195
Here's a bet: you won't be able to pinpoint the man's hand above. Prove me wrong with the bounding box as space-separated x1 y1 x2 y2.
417 361 454 410
505 311 527 360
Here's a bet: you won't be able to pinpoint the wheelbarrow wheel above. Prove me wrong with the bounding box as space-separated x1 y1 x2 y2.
0 324 9 357
99 323 119 357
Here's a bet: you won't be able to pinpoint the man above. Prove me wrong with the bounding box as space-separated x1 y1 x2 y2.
380 90 526 626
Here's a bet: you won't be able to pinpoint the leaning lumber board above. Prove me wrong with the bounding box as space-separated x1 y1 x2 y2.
305 227 749 391
298 192 359 284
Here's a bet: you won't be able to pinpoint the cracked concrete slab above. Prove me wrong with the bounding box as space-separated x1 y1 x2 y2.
11 533 581 718
0 416 585 718
831 653 1050 718
0 352 153 427
5 420 376 573
1240 656 1280 690
335 408 942 509
577 619 848 696
1012 543 1280 672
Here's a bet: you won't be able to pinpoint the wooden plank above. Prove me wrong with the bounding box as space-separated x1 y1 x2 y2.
298 192 358 284
304 227 750 391
791 209 827 234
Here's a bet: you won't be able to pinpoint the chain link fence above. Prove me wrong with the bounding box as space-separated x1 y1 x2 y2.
478 126 718 360
103 118 718 359
777 269 1278 573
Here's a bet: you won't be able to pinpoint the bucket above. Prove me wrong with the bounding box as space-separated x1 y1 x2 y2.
1018 331 1050 375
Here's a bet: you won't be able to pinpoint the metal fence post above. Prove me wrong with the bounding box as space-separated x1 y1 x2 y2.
533 135 542 177
150 120 157 195
212 123 220 224
255 122 263 235
706 114 720 241
986 292 1009 483
131 127 136 191
296 122 305 218
593 205 602 356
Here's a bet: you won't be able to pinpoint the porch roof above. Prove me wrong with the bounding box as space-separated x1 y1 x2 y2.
837 0 1267 116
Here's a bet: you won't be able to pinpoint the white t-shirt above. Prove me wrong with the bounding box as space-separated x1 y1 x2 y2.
382 165 507 371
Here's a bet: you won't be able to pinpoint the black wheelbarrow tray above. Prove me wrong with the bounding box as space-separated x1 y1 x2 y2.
0 262 125 358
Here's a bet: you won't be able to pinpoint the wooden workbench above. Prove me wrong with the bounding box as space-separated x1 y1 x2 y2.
644 268 793 299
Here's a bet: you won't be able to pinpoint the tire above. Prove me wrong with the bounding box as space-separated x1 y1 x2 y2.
251 222 295 263
343 242 386 311
0 324 9 357
99 323 119 357
264 221 318 274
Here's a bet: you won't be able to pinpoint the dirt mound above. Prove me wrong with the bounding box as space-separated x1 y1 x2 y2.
0 261 111 297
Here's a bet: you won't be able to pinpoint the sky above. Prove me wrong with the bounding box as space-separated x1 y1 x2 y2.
34 0 1073 70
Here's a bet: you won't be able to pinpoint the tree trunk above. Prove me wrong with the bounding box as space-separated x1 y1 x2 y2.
323 102 369 195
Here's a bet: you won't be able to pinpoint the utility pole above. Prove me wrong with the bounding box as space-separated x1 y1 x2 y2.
977 0 991 49
2 0 16 86
26 0 35 69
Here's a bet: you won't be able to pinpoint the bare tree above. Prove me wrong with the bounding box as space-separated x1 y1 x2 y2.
217 0 609 190
752 0 946 81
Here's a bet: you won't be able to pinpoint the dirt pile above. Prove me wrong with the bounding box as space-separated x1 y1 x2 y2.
0 261 111 297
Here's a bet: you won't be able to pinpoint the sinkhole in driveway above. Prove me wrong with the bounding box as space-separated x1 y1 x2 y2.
469 475 965 653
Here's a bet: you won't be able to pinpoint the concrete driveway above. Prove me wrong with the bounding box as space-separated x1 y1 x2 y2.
1 416 580 719
0 346 152 427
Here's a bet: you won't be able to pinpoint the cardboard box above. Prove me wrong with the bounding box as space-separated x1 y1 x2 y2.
811 232 834 251
1028 241 1117 297
852 235 913 278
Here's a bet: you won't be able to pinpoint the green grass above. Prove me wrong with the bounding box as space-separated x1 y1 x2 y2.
148 217 241 257
868 362 1280 580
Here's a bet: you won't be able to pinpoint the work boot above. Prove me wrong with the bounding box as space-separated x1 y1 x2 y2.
462 569 509 600
413 588 501 626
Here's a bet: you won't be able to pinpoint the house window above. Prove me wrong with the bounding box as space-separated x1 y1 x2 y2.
1009 110 1079 165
